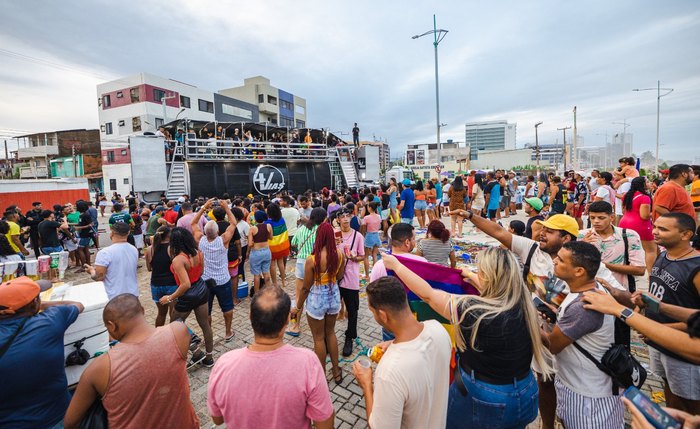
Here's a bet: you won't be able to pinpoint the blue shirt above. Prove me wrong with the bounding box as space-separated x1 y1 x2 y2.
435 182 443 200
485 181 501 210
87 206 98 223
0 305 80 428
400 188 415 219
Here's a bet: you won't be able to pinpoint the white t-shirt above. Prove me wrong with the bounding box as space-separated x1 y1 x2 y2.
281 207 301 237
615 182 631 216
94 242 139 299
442 183 451 202
237 221 250 248
555 285 616 397
370 320 451 429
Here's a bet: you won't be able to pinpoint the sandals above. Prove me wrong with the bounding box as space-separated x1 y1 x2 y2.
224 332 235 343
332 367 343 384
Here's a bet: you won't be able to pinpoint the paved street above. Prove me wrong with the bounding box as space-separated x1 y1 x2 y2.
62 211 665 428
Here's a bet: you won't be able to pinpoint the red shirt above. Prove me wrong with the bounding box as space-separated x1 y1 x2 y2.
163 208 178 225
653 181 694 222
467 175 475 197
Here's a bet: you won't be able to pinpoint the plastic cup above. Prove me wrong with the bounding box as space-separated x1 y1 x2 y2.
358 356 371 369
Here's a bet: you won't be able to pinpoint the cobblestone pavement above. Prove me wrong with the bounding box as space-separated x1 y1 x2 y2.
62 212 665 428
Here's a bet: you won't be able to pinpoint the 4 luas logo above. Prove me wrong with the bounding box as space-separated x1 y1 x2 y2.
252 165 286 195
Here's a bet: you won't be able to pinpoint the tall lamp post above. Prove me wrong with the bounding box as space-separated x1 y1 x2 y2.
535 122 543 177
633 81 673 176
412 15 448 167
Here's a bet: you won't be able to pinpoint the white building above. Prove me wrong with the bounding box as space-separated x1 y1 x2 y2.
465 120 517 152
219 76 307 128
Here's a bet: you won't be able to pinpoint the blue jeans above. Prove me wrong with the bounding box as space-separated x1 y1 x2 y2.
41 246 63 255
446 367 538 429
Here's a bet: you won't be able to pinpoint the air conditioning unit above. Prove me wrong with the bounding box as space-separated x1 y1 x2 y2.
116 91 123 98
100 125 105 132
118 120 125 126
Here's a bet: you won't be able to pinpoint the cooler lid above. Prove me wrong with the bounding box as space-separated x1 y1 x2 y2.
61 282 109 312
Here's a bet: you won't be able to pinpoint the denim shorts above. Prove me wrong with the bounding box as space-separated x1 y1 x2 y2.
305 283 341 320
249 247 271 275
414 200 428 211
78 237 93 247
208 279 234 314
151 284 178 302
447 367 538 429
365 232 381 248
295 259 306 279
41 246 63 255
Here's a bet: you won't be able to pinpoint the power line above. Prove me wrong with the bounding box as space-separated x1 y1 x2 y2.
0 48 114 80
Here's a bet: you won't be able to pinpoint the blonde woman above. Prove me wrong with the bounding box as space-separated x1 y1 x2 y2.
381 248 553 429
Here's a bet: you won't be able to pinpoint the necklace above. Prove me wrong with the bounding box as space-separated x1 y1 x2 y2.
657 247 696 273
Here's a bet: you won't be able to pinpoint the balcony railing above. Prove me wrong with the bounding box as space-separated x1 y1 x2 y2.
17 145 59 159
19 166 49 178
173 138 340 162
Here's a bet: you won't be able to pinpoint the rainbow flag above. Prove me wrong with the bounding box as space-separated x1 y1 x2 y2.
266 218 290 259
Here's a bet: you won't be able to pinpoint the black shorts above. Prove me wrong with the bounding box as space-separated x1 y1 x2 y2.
175 289 209 313
487 209 498 219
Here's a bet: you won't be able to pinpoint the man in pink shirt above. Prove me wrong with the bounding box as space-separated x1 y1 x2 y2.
175 202 195 233
207 286 334 429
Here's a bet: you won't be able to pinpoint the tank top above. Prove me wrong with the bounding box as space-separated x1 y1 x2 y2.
253 224 270 243
102 325 199 428
415 191 426 201
309 253 343 284
199 236 231 285
389 191 397 205
171 252 203 286
552 184 565 203
646 251 700 363
150 244 176 286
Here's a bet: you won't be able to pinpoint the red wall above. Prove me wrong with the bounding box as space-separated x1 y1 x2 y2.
101 148 131 165
0 189 90 213
100 84 180 110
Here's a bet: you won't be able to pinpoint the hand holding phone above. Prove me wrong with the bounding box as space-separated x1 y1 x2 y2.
533 296 558 324
641 294 661 314
623 386 681 429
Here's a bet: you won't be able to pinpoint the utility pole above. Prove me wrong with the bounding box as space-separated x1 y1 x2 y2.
572 106 578 170
535 122 543 177
557 126 571 173
72 145 77 177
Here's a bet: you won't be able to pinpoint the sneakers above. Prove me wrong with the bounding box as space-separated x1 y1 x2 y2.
342 337 354 357
189 335 202 352
202 354 215 368
187 350 206 369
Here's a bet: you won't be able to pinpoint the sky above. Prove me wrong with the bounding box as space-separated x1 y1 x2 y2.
1 0 699 162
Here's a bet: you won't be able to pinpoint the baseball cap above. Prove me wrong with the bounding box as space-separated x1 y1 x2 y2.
535 214 579 237
0 277 41 315
154 206 166 213
524 197 544 212
177 196 186 203
402 179 411 186
110 222 131 235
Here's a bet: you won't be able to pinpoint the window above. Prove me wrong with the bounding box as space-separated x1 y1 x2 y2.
132 117 141 132
103 95 111 108
280 100 293 110
123 178 129 184
198 99 214 113
107 151 115 162
280 116 294 127
153 88 166 102
424 172 431 180
130 88 139 102
221 104 253 120
267 95 277 105
296 119 305 128
155 118 164 128
105 122 113 135
180 95 190 108
258 94 264 103
116 91 123 98
295 104 305 115
121 149 127 156
109 179 117 190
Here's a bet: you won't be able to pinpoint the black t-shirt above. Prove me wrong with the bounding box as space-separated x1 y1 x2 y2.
525 215 545 239
216 221 242 261
38 220 61 248
78 212 93 238
458 304 533 382
483 180 497 196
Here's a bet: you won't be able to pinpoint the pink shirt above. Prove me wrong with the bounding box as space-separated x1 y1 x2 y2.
362 214 381 233
370 252 427 282
207 345 333 428
340 229 365 290
176 213 195 233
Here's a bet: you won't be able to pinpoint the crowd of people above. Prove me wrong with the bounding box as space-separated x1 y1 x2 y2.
1 159 699 428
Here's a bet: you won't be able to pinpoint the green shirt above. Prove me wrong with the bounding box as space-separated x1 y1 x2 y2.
291 225 317 260
145 215 161 237
66 212 80 225
109 212 133 226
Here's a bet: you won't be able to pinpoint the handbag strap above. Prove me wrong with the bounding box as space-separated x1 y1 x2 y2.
297 226 316 251
522 243 539 280
572 341 619 395
621 228 636 293
0 317 29 361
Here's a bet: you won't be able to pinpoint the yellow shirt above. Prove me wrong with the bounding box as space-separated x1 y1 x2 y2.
304 135 312 144
691 178 700 204
6 221 20 253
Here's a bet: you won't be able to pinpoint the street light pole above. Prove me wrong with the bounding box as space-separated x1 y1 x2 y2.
413 15 448 168
535 122 543 177
633 80 673 176
557 126 571 173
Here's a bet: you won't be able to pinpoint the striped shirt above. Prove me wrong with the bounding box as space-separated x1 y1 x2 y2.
417 238 453 267
199 236 231 285
291 225 317 260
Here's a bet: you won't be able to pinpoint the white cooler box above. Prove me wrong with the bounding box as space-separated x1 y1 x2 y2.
48 282 110 386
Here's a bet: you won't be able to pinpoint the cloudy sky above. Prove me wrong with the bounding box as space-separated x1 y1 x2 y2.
1 0 699 161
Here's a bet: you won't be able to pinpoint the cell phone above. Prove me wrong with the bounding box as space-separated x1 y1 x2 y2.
533 296 558 323
641 294 660 314
334 230 342 240
623 386 681 429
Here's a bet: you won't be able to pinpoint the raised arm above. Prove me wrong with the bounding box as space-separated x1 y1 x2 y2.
221 203 238 247
460 209 513 249
192 199 214 242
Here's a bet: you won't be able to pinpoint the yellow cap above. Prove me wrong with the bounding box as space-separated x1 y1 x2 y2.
535 214 579 237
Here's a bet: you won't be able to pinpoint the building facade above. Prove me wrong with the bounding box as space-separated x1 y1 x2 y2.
101 145 132 197
360 141 390 172
465 120 517 153
96 73 260 141
219 76 307 128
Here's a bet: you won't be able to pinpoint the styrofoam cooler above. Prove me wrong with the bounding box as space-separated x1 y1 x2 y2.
49 282 110 386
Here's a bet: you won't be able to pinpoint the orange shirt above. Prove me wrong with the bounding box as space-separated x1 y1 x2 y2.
653 181 694 222
691 179 700 204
